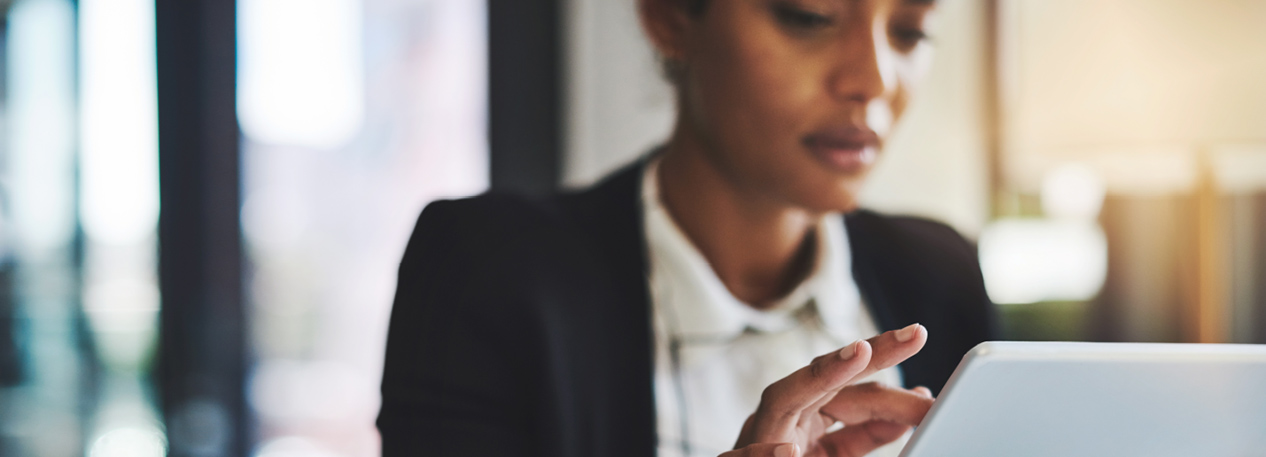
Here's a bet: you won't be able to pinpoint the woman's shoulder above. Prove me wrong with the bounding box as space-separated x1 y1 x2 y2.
423 164 637 234
405 162 645 274
845 209 977 260
406 192 580 267
416 192 569 235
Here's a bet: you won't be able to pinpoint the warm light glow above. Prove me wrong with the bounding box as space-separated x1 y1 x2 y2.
1041 163 1105 221
1211 145 1266 194
79 0 160 246
979 219 1108 305
1007 0 1266 151
238 0 365 149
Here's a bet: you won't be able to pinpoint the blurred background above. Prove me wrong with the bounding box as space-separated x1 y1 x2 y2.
0 0 1261 456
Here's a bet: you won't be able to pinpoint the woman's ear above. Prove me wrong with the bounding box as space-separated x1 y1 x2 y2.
638 0 694 62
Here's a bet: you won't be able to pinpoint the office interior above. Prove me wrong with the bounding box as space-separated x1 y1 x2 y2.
0 0 1263 456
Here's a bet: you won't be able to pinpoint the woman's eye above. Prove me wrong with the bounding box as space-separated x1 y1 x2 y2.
773 4 833 30
891 28 930 50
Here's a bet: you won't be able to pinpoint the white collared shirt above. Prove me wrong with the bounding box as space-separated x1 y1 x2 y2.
642 158 906 457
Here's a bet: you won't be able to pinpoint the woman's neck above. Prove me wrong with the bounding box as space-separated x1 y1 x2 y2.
657 128 822 310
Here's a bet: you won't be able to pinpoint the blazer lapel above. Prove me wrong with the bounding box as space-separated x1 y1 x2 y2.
844 210 900 333
558 161 657 457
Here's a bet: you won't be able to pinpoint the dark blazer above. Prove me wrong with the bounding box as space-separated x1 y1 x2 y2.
377 162 999 457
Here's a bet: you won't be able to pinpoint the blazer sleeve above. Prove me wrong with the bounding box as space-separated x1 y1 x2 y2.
377 200 541 456
928 219 1000 344
915 218 1001 392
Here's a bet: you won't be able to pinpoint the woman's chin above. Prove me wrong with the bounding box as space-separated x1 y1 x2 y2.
786 180 867 215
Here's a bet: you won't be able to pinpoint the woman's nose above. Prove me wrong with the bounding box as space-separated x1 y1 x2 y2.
828 16 898 105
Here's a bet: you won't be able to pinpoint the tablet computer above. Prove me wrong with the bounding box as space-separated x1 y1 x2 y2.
899 341 1266 457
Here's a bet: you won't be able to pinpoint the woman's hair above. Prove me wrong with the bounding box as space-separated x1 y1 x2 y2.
687 0 708 16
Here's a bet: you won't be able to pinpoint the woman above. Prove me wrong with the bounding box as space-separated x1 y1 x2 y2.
377 0 997 456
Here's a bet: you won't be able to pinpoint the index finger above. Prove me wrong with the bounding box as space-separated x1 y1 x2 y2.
851 323 927 383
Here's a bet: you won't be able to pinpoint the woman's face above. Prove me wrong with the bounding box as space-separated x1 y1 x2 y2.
650 0 938 212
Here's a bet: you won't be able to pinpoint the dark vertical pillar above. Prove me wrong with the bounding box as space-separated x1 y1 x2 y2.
488 0 562 196
1091 196 1196 343
155 0 247 456
1255 193 1266 344
0 22 18 391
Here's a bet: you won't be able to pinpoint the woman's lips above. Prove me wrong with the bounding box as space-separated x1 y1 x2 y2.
802 128 880 174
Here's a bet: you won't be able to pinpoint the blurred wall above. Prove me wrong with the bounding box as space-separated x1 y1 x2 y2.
561 0 674 188
562 0 992 236
1001 0 1266 344
1004 0 1266 191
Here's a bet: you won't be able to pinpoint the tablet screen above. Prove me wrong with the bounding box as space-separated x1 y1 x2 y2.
899 342 1266 457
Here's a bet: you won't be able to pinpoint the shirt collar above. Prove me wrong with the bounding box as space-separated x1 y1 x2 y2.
641 158 866 344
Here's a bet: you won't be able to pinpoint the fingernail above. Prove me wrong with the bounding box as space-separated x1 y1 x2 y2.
839 340 861 360
775 443 798 457
895 323 921 343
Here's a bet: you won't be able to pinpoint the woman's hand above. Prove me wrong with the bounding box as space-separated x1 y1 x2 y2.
721 443 799 457
729 324 934 457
